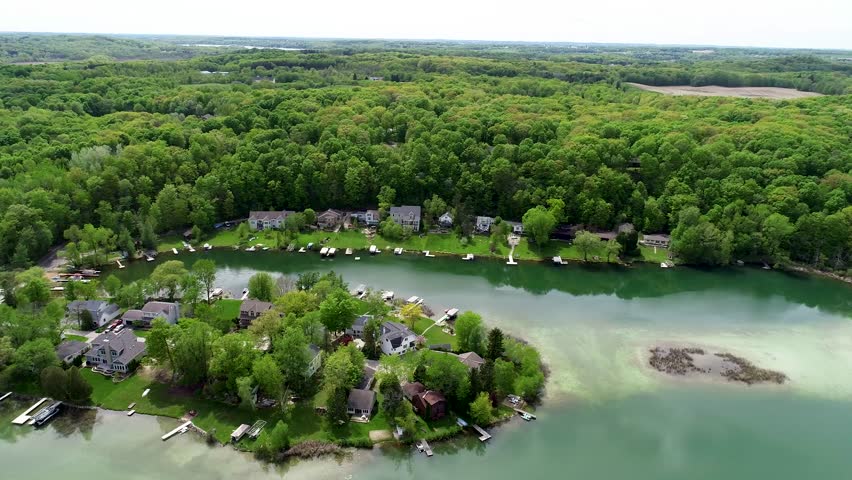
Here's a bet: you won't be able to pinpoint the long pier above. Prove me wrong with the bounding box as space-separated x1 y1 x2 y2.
472 424 492 442
161 421 192 441
12 397 48 425
0 392 11 402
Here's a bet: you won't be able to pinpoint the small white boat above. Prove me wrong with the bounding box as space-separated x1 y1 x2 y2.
521 412 533 421
298 247 306 253
320 247 329 257
462 253 475 261
328 247 337 257
172 248 179 255
204 243 212 251
394 247 403 255
145 255 154 262
188 246 196 253
127 410 136 416
369 245 378 254
660 262 669 268
262 246 270 251
382 291 394 301
245 246 256 252
354 257 361 261
345 248 353 255
142 389 150 397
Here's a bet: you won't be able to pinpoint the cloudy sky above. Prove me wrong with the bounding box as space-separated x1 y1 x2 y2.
2 0 851 49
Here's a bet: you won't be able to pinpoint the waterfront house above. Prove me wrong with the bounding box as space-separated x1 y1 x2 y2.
306 344 322 378
248 210 294 231
389 205 422 232
457 351 485 370
238 300 274 328
66 300 121 328
346 388 377 419
505 220 524 235
403 382 447 420
122 301 180 327
351 210 380 226
476 216 494 233
438 211 454 228
85 330 146 373
368 76 384 81
641 233 671 248
380 321 417 355
55 340 89 365
317 209 345 230
346 314 373 338
358 363 377 390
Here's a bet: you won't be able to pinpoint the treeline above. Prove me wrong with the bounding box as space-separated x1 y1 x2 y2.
0 48 849 271
0 34 199 64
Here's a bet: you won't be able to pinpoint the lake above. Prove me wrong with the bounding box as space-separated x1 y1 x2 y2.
3 251 851 479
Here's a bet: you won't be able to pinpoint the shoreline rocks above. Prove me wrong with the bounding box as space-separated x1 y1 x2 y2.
649 346 787 385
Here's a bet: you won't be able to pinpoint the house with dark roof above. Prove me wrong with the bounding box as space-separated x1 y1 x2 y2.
350 210 380 226
85 330 146 373
402 382 447 420
438 211 454 227
476 216 494 232
56 340 89 364
346 314 373 338
641 233 671 248
122 301 180 327
66 300 121 328
238 300 274 328
317 209 345 230
389 205 421 232
248 210 294 231
347 388 377 419
380 321 417 355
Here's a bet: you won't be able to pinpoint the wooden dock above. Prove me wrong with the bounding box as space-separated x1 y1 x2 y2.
161 421 192 441
513 408 537 419
126 410 136 416
472 424 492 442
420 439 434 457
0 392 11 402
12 397 48 425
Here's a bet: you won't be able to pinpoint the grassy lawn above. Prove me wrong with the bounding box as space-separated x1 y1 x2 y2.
158 223 660 265
213 299 241 322
63 334 88 342
80 367 386 447
412 317 457 350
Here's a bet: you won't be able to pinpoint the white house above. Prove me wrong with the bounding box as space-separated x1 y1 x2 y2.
641 234 671 248
389 206 422 232
248 210 294 231
66 300 121 328
380 321 417 355
438 212 453 227
346 315 373 338
476 216 494 232
351 209 380 226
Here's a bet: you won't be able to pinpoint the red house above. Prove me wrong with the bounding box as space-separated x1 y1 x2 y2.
403 382 447 420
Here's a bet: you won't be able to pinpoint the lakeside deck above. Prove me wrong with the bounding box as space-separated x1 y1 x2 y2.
0 392 11 402
11 397 48 425
513 408 537 419
419 439 434 457
161 421 193 441
472 424 492 441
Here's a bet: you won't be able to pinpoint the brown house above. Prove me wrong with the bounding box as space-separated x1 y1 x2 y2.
402 382 447 420
239 300 274 328
317 209 345 230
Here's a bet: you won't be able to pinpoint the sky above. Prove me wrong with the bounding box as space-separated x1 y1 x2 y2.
2 0 851 50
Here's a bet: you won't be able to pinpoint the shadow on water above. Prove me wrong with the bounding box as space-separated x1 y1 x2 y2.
112 250 852 317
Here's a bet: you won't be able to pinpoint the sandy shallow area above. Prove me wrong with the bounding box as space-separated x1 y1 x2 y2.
627 83 822 99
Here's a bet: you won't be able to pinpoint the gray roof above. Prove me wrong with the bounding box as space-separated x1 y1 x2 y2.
458 352 485 369
643 233 671 241
381 321 415 349
67 300 119 315
56 341 88 360
122 309 144 321
308 344 321 359
240 300 274 314
353 314 373 329
249 210 290 221
390 205 421 218
90 329 146 365
142 301 178 315
347 388 376 411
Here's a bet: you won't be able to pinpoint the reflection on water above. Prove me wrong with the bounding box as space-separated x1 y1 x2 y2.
3 254 849 479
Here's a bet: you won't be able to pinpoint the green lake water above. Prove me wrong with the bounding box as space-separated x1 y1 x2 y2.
3 251 851 479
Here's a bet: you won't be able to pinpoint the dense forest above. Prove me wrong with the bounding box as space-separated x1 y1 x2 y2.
0 36 850 273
